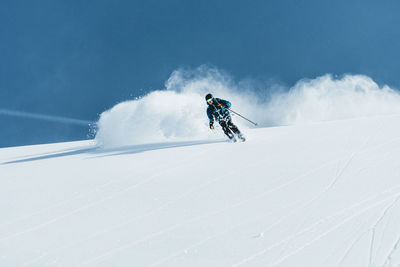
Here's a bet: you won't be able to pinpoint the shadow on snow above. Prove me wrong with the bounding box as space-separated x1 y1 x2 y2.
1 139 226 165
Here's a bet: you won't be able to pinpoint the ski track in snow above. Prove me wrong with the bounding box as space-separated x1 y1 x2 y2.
334 229 369 267
230 186 400 267
265 193 400 267
323 118 382 193
382 235 400 267
368 195 400 267
371 201 398 267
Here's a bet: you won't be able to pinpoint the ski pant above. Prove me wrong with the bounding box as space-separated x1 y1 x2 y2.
218 117 241 139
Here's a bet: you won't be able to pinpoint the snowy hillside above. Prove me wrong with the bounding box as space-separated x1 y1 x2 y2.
1 114 400 267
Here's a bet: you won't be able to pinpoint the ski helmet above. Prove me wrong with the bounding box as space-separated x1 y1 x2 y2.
205 93 213 101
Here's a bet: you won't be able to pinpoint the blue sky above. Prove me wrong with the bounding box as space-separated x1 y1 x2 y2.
1 0 400 147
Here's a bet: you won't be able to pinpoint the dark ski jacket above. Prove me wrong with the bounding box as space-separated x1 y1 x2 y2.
206 98 232 123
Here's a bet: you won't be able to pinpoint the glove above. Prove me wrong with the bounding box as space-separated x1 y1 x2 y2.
209 122 214 130
218 103 228 108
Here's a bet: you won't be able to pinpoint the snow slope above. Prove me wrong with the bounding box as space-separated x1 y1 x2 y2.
1 115 400 267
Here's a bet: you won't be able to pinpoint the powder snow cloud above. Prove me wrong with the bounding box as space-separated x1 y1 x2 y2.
95 66 400 147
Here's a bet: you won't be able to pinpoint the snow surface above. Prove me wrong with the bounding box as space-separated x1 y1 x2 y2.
2 115 400 267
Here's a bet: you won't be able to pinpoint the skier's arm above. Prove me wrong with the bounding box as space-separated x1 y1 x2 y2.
217 99 231 108
206 107 214 129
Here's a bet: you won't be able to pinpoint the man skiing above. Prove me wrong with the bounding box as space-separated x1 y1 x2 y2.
205 93 245 142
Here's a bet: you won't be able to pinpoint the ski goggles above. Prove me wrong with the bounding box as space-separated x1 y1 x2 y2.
207 98 214 103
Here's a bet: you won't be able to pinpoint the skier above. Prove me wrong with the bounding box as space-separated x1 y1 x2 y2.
205 93 245 142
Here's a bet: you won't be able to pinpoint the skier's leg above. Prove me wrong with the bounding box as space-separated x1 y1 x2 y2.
219 120 235 140
227 119 240 134
227 119 245 141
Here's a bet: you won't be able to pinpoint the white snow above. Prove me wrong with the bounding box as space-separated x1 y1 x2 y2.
2 114 400 267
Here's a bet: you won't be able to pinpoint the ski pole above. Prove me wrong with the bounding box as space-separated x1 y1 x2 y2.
226 107 258 126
